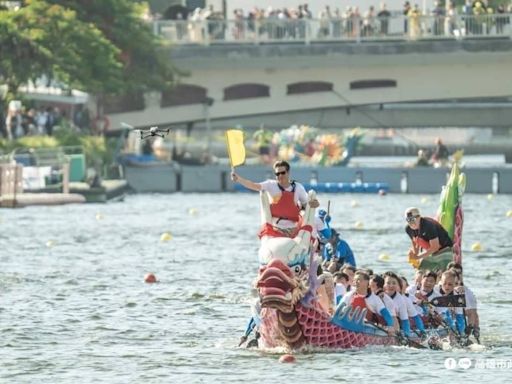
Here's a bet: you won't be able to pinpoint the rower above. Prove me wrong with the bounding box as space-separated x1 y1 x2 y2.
400 275 426 336
415 271 455 330
340 271 395 334
436 270 465 335
370 274 399 332
383 272 412 337
447 262 480 341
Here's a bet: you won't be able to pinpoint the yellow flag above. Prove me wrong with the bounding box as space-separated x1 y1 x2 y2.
225 129 246 168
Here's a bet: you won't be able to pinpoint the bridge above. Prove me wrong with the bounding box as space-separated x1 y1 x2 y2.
99 16 512 131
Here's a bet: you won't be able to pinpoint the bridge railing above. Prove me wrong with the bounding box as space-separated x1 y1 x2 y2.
154 13 512 45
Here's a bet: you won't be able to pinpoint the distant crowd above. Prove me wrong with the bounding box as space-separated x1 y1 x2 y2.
1 103 92 140
157 0 512 41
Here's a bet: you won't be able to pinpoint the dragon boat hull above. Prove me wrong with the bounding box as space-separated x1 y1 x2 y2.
252 189 448 351
257 259 447 350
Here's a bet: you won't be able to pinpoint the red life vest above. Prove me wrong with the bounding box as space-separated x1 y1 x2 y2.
269 182 301 222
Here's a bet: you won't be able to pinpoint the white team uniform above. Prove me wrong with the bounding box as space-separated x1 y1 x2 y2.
334 283 347 303
259 180 309 229
403 294 419 317
456 285 477 310
341 290 386 316
378 292 397 317
435 285 463 315
406 284 420 297
389 292 410 321
415 288 443 315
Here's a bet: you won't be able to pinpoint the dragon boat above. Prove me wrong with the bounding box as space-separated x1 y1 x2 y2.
240 164 467 350
251 189 449 351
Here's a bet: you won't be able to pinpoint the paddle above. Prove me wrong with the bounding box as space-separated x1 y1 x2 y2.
366 321 427 349
430 294 466 308
225 129 246 175
238 317 256 347
423 303 471 347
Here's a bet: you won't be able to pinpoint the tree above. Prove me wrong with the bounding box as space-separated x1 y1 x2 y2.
45 0 177 93
1 0 177 102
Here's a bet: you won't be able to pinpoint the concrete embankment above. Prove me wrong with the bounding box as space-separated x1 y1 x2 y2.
124 164 512 194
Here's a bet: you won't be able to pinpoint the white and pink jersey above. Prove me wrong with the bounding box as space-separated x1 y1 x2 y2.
341 290 386 316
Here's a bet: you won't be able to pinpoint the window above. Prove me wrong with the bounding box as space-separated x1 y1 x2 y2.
224 83 270 101
287 81 333 95
350 80 397 90
161 84 208 107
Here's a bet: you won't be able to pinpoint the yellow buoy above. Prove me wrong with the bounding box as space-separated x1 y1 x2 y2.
160 232 172 242
351 200 359 208
420 197 429 204
487 194 494 201
354 221 364 229
46 240 56 248
471 242 482 252
506 210 512 218
188 208 198 216
379 253 390 261
95 213 104 221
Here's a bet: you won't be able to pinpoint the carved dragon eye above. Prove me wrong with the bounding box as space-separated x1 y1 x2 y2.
293 265 302 275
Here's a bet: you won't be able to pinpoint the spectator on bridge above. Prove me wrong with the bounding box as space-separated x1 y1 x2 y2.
332 8 342 37
431 1 445 36
445 2 458 36
318 6 332 38
496 4 507 34
408 4 422 39
462 0 474 35
377 3 391 35
362 6 376 37
403 1 412 34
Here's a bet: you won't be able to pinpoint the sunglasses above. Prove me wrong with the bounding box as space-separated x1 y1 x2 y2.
406 215 419 223
274 171 287 176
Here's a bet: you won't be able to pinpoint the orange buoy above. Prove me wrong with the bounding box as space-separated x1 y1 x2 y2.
279 354 296 363
144 273 157 283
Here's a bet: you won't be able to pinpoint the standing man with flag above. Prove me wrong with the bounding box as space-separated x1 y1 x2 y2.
231 160 319 237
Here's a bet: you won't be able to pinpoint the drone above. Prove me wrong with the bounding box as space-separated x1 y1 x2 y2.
121 122 171 140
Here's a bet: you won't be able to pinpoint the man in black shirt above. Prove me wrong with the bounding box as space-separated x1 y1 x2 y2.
405 207 453 266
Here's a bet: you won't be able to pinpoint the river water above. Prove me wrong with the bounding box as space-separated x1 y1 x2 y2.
1 193 511 383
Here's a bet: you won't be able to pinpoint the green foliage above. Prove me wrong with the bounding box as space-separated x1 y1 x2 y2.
1 0 177 102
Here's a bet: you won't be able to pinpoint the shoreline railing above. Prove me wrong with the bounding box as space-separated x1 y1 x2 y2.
154 13 512 45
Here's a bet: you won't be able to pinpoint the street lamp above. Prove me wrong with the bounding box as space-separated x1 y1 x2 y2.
203 96 214 162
